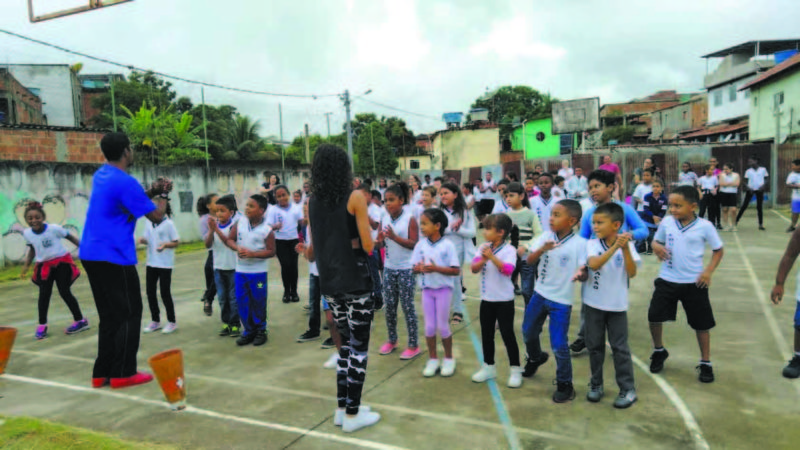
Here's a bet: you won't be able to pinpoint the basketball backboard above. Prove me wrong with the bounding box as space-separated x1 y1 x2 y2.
551 97 600 135
28 0 134 23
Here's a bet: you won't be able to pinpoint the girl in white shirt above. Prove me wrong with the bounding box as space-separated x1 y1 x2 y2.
697 165 719 226
718 163 741 231
439 183 476 324
266 185 305 304
140 199 181 334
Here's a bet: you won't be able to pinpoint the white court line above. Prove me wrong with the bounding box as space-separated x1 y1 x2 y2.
1 373 409 450
772 209 792 225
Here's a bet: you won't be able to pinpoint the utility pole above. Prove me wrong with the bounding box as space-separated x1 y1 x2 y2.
201 87 209 171
772 105 783 208
343 90 354 172
370 124 376 175
324 112 332 138
109 73 118 132
304 123 310 163
279 103 284 172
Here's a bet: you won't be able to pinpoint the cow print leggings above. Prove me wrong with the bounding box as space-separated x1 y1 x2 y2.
328 293 375 415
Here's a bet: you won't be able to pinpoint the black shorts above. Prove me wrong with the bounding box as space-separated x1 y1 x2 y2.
648 278 716 331
718 192 737 207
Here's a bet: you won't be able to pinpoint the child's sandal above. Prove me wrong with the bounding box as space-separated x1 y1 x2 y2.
451 313 463 324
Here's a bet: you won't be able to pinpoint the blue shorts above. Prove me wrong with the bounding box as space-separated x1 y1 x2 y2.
322 297 330 311
794 301 800 329
792 200 800 214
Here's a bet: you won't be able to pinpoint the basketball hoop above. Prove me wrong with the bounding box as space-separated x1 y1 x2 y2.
28 0 134 23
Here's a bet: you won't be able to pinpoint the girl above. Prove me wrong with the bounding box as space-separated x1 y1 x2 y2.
378 178 388 199
462 183 475 210
439 182 476 324
504 182 542 305
409 175 423 204
377 183 421 359
207 194 241 337
413 186 437 225
698 164 719 226
261 174 281 205
293 190 304 206
412 208 461 377
525 176 540 199
266 185 305 303
719 163 740 231
471 214 523 388
553 176 566 200
140 197 180 334
199 193 218 316
677 162 698 187
20 202 88 340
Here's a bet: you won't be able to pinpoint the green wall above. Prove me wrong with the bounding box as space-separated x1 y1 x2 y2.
510 117 576 159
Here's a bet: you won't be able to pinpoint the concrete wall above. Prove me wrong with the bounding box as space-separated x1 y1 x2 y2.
708 75 755 124
650 96 708 140
0 128 106 163
0 70 46 125
749 71 800 141
432 128 500 170
396 155 434 174
510 117 575 159
7 65 81 127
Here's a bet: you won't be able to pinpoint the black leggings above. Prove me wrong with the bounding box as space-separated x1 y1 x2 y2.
37 263 83 325
699 191 719 226
203 251 215 302
275 239 299 296
146 266 175 323
737 190 764 225
479 300 520 366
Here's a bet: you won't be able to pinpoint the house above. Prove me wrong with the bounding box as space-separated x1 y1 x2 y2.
740 52 800 143
0 68 46 125
510 117 576 159
430 127 499 170
649 94 708 141
5 64 83 127
600 91 693 144
79 74 125 125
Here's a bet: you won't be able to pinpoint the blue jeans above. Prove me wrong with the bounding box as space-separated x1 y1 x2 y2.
307 274 321 333
522 292 573 383
214 269 238 327
235 272 267 336
519 261 535 307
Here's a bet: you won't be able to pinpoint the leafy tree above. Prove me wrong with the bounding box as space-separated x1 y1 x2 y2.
189 104 237 160
602 125 636 146
118 101 206 165
383 117 415 156
90 71 178 128
469 85 556 138
226 115 263 160
355 121 397 175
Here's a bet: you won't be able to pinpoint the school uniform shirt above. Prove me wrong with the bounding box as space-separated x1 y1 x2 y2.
530 195 556 233
464 194 476 209
697 175 719 192
23 224 70 263
677 171 698 186
642 192 668 225
410 238 460 290
566 176 589 200
580 202 649 241
719 173 739 193
236 216 273 274
787 172 800 201
632 183 653 212
381 208 415 270
491 199 510 214
368 203 386 242
475 242 518 301
473 186 484 202
745 167 769 191
654 216 723 284
412 190 423 205
529 231 587 305
558 168 574 181
266 203 303 241
483 179 499 201
582 239 641 312
552 187 566 200
505 207 543 242
442 206 476 263
199 213 212 253
143 218 180 269
212 216 238 271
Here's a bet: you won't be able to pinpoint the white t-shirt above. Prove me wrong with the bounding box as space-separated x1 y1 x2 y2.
654 216 723 284
473 185 484 202
236 216 273 273
633 183 653 212
566 176 589 200
745 167 769 190
368 203 385 242
697 175 718 192
787 172 800 201
23 224 70 263
582 239 641 312
530 195 556 233
529 231 588 305
464 194 475 209
558 168 574 181
143 218 180 269
410 237 460 290
475 242 517 301
552 187 566 200
266 203 303 241
678 171 698 186
381 208 415 270
212 216 238 271
483 179 498 201
491 199 510 214
719 173 739 194
412 190 423 205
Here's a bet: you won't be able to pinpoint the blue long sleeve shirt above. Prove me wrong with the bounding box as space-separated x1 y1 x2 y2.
641 192 668 227
579 201 649 240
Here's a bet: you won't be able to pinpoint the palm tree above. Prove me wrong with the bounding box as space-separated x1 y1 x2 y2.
226 115 263 160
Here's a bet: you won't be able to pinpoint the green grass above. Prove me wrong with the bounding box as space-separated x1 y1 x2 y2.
0 416 175 450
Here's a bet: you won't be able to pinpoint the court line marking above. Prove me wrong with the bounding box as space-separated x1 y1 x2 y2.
772 209 792 225
1 373 409 450
9 349 585 445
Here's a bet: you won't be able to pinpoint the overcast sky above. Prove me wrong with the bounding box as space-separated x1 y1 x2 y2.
2 0 799 140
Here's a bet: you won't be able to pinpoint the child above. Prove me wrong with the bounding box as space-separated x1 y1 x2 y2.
649 186 724 383
639 179 668 255
785 159 800 232
505 182 543 305
697 165 719 227
632 168 654 213
736 155 768 231
471 214 524 388
439 182 476 324
677 162 698 187
566 167 589 201
491 179 511 214
521 200 588 402
266 185 304 304
530 173 556 232
198 193 218 315
552 176 566 199
412 208 461 377
206 194 241 337
377 183 421 359
770 227 800 378
362 186 385 310
293 190 303 206
462 183 476 210
226 194 276 346
718 163 740 231
583 203 640 408
140 197 180 334
525 176 540 199
413 186 438 225
20 202 88 339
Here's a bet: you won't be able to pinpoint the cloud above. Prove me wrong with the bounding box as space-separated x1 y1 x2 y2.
354 0 431 70
469 17 566 61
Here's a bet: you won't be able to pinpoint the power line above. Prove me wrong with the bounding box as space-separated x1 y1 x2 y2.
0 28 339 99
354 97 442 122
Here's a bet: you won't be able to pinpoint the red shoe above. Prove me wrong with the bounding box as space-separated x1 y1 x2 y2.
110 371 154 389
92 377 110 388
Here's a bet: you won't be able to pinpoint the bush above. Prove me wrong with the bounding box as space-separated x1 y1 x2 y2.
221 151 240 161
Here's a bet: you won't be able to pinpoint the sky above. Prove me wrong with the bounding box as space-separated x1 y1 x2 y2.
2 0 800 141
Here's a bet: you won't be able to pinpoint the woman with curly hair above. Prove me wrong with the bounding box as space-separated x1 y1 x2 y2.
308 144 381 433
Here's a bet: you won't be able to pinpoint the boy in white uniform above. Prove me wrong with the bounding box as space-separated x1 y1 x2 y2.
785 159 800 232
736 155 768 230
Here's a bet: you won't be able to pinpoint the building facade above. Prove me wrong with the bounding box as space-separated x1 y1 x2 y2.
510 117 576 159
5 65 83 127
431 127 499 170
0 69 45 125
649 94 708 141
741 53 800 142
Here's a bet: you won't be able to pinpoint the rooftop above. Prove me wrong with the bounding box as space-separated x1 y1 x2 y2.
739 52 800 91
702 39 800 58
679 121 748 139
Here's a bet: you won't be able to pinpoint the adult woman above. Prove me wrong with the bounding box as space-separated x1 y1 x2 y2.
408 175 422 204
260 173 280 205
308 144 380 432
557 160 574 181
708 156 722 228
598 155 622 199
718 163 740 232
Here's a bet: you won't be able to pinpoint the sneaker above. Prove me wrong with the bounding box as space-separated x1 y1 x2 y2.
342 408 381 433
613 389 638 409
522 352 549 378
422 359 440 377
508 366 524 388
323 353 339 369
219 325 232 337
399 347 421 360
229 326 241 337
440 358 456 377
297 330 321 342
321 337 336 349
92 377 109 388
143 322 161 333
65 318 90 335
787 226 797 233
253 331 268 346
570 338 586 353
35 324 48 340
649 348 669 373
303 304 311 311
236 333 256 346
472 364 497 383
282 293 291 304
110 371 153 389
162 322 178 334
696 363 714 383
291 294 300 303
782 355 800 379
586 384 604 403
334 406 371 427
379 341 397 355
203 300 213 316
552 381 576 403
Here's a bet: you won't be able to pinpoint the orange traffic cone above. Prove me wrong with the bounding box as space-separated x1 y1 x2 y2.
0 327 18 375
148 349 186 411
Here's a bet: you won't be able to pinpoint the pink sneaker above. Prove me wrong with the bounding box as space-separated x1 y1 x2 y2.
399 347 421 360
379 341 397 355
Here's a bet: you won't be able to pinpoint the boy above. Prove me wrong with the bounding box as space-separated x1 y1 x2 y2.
566 167 588 201
583 203 640 408
677 162 698 187
491 179 511 214
639 179 668 254
697 165 719 227
736 155 768 230
530 173 556 232
520 199 588 402
649 186 724 382
785 159 800 232
207 194 241 337
769 227 800 378
632 168 654 213
226 194 276 346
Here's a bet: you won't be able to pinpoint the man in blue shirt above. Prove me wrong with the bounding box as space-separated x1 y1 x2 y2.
81 133 170 389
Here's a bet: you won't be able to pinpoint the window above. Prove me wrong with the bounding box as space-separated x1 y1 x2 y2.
410 160 420 169
754 95 758 107
713 89 723 107
682 110 688 120
729 84 737 102
775 92 785 109
536 132 546 142
744 89 750 99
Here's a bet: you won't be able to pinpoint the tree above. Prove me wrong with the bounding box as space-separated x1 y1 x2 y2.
118 101 206 165
469 85 556 138
383 117 415 156
602 125 636 146
90 71 178 128
189 104 238 160
226 115 263 160
355 121 397 176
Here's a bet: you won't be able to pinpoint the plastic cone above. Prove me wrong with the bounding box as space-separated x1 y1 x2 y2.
148 349 186 410
0 327 18 375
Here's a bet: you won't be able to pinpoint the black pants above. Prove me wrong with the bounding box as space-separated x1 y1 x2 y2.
330 294 374 415
37 263 83 325
699 191 719 226
736 189 764 225
203 251 215 302
480 300 520 366
83 260 143 379
275 239 299 296
146 266 175 323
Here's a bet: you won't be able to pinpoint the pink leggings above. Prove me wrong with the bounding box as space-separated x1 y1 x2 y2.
422 287 452 339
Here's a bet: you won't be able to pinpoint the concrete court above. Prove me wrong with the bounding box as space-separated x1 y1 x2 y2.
1 210 800 450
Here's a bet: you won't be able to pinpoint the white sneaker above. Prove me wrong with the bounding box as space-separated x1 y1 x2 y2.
342 408 381 433
422 359 440 377
161 322 178 334
334 406 370 426
472 363 497 383
508 366 524 388
143 322 161 333
323 353 339 369
440 358 456 377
